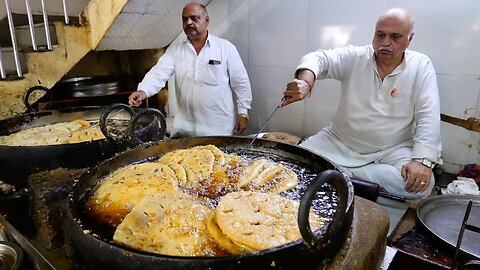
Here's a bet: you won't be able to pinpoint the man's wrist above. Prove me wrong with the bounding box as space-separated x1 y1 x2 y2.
301 79 313 91
298 79 313 97
412 158 435 169
238 113 249 120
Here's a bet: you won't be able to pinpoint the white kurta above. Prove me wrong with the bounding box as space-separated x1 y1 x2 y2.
297 45 441 200
138 33 252 137
297 45 441 168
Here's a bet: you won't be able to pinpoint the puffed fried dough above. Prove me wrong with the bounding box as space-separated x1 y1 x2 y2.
85 162 179 226
206 211 252 254
157 149 189 164
157 148 215 182
251 163 285 188
261 132 302 145
158 161 187 185
113 192 222 257
68 126 105 143
238 160 298 193
238 159 267 187
269 169 299 193
215 191 324 251
0 119 92 146
192 145 226 166
72 119 92 128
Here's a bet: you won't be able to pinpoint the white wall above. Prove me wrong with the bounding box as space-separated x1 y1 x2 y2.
204 0 480 174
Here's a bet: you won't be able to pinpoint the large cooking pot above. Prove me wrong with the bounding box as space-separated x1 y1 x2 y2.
65 136 354 270
416 195 480 260
0 99 167 187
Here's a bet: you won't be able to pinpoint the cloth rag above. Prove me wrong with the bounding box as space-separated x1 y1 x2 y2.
441 177 480 195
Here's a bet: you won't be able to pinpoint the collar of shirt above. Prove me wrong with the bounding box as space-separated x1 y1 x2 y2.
371 49 409 77
182 31 213 52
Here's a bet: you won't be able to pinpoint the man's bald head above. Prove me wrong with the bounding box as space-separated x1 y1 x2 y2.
377 8 414 34
183 2 208 16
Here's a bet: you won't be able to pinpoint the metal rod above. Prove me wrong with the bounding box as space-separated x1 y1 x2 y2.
241 97 285 155
0 46 5 79
25 0 38 51
40 0 52 50
62 0 69 24
5 0 23 77
241 105 280 155
450 200 473 270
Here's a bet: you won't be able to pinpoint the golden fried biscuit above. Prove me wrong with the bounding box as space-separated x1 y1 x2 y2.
158 149 215 183
215 191 324 251
68 126 105 143
113 192 223 256
84 162 179 227
192 145 226 167
268 169 299 193
251 163 285 188
160 162 187 185
0 119 91 146
206 212 251 254
238 159 267 187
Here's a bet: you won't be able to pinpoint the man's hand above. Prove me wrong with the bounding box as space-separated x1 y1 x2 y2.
281 79 312 107
128 91 147 107
234 116 248 135
401 161 433 193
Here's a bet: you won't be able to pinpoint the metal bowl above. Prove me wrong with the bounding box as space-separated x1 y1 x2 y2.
0 241 23 270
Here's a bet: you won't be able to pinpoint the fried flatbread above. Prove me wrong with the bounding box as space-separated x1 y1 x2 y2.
215 191 324 251
160 162 187 185
268 169 299 193
192 145 226 167
113 192 223 256
238 159 267 187
251 163 285 188
84 162 179 227
206 211 251 254
261 132 302 145
157 148 215 183
0 119 93 146
68 126 105 143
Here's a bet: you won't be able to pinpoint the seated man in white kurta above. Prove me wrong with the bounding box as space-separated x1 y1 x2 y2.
281 8 441 201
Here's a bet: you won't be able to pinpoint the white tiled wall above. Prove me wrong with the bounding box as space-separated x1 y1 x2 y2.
97 0 212 50
204 0 480 173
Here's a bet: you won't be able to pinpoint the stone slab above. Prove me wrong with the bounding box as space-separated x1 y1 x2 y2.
324 196 390 270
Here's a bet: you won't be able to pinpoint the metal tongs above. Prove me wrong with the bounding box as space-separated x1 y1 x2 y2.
241 98 284 155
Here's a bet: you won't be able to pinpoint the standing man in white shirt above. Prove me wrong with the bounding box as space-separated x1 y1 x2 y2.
129 2 252 138
281 8 441 201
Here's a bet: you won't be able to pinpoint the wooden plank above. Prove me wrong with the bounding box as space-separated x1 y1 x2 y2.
441 114 480 132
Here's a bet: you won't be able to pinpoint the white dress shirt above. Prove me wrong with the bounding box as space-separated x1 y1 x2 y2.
138 33 252 137
298 45 441 167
